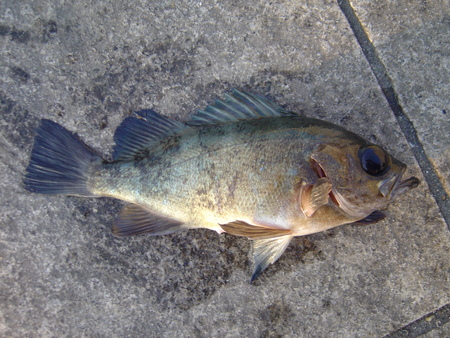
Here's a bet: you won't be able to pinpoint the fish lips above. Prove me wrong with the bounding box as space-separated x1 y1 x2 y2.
378 166 420 199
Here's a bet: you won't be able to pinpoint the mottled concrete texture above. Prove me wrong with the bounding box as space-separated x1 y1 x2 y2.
423 322 450 338
0 0 449 336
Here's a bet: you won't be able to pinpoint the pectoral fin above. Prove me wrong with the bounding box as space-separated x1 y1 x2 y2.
300 177 332 217
251 236 294 282
220 220 293 240
113 204 184 237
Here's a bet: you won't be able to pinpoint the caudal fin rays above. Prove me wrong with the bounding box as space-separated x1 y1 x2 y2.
23 119 101 197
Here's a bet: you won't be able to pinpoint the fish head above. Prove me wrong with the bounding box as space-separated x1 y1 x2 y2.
310 141 420 219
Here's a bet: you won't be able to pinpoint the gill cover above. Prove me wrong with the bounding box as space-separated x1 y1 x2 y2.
309 142 410 219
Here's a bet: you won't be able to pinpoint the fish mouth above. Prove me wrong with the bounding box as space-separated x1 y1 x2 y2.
379 166 420 199
391 176 420 199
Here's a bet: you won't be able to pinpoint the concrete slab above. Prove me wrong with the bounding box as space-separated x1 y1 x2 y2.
1 0 449 336
422 322 450 338
350 0 450 196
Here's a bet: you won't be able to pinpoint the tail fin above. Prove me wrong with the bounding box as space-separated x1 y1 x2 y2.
23 119 101 197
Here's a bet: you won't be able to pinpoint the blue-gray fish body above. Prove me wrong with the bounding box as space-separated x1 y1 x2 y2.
24 89 419 281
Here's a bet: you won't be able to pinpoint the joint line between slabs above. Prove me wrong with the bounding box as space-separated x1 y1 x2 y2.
383 303 450 337
337 0 450 229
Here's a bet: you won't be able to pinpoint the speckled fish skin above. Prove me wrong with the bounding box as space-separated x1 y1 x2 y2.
90 117 371 233
23 89 420 281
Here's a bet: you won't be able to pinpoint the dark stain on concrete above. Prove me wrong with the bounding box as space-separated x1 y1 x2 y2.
9 66 30 84
259 301 295 337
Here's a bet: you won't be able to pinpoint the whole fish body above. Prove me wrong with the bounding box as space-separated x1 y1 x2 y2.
24 89 419 281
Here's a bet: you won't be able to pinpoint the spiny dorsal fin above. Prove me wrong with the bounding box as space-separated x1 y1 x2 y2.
187 89 297 126
251 236 293 282
112 109 185 161
112 204 184 237
220 220 293 240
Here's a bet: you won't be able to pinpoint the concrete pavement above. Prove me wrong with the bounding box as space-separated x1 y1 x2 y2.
1 0 449 336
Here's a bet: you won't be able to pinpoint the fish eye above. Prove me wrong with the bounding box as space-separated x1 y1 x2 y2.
358 145 389 176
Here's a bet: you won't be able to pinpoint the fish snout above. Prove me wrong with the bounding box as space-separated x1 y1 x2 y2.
392 176 420 199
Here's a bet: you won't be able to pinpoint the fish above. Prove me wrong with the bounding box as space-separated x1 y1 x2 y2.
23 89 420 281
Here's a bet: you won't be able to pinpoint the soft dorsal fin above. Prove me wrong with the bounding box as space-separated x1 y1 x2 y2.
112 203 184 237
112 109 185 161
187 89 297 126
219 220 293 240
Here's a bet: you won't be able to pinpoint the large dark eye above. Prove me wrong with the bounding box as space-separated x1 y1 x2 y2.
358 145 389 176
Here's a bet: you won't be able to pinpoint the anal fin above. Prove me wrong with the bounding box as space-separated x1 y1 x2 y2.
113 204 184 237
251 236 293 282
219 220 293 240
300 177 332 217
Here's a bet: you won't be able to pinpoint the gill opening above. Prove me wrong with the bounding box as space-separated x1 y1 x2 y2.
310 158 339 206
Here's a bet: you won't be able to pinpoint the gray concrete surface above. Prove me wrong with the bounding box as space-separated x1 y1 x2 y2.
423 322 450 338
1 0 449 336
351 0 450 200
